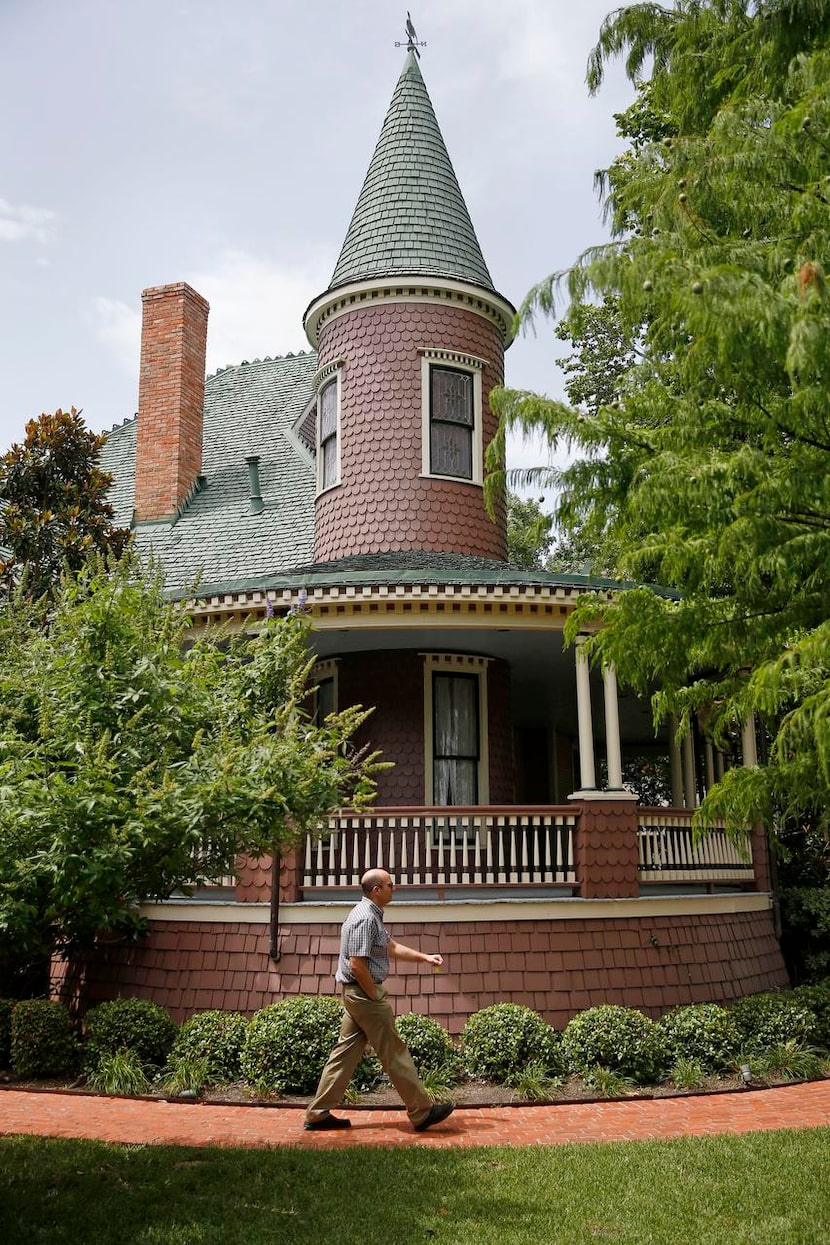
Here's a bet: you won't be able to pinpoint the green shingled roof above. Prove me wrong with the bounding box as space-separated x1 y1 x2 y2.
329 51 494 291
100 352 318 594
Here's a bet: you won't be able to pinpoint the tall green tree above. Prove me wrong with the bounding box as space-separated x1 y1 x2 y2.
487 0 830 836
0 408 129 601
506 492 554 569
0 560 383 988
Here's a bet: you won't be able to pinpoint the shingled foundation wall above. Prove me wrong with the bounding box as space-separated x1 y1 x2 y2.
60 906 788 1033
314 301 507 562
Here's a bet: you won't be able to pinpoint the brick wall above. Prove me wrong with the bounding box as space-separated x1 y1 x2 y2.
315 301 507 561
135 282 209 523
59 907 789 1033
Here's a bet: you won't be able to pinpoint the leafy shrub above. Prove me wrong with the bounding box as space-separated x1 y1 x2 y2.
170 1010 248 1085
460 1003 563 1082
728 991 818 1054
240 995 380 1095
395 1013 459 1078
0 998 13 1069
83 997 177 1073
86 1047 150 1096
780 886 830 983
792 981 830 1051
11 1000 80 1078
657 1003 741 1073
562 1005 666 1085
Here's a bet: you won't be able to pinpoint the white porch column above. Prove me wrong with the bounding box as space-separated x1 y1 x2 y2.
715 748 725 782
681 716 697 808
602 663 623 789
669 715 684 807
704 738 715 792
742 713 759 768
575 637 596 790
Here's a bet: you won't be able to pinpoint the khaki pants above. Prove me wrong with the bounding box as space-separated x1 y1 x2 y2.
305 984 432 1126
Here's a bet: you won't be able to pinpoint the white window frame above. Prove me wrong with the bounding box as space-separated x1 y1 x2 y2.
419 350 485 486
315 367 342 496
422 653 490 805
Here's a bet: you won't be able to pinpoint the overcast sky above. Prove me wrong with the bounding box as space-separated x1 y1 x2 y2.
0 0 634 471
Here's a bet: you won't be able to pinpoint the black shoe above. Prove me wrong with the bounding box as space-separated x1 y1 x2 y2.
303 1114 351 1131
414 1101 455 1132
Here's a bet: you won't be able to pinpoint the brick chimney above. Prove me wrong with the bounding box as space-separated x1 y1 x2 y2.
135 282 209 523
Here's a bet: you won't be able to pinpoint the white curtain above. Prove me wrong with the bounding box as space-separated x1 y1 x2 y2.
433 674 478 805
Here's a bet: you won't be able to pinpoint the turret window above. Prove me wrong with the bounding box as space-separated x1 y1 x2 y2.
430 367 473 478
317 376 340 493
420 351 485 485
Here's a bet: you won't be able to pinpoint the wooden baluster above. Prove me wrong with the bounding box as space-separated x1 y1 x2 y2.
425 818 433 886
448 815 458 885
412 818 421 886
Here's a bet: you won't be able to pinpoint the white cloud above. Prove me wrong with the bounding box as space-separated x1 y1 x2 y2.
191 249 330 372
0 197 58 245
89 250 330 379
88 297 141 374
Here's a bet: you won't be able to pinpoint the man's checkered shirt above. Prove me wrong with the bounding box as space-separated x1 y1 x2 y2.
335 897 391 985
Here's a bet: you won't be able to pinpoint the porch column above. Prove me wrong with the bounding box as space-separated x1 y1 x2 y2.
704 738 715 792
602 663 623 790
669 715 684 807
574 636 596 790
681 715 697 808
741 713 758 768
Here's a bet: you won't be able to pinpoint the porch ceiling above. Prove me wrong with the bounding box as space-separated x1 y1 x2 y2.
311 625 663 747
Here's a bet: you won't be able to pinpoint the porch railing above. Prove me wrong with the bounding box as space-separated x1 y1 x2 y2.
302 807 577 891
637 809 753 883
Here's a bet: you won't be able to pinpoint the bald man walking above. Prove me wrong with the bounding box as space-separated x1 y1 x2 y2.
304 868 456 1132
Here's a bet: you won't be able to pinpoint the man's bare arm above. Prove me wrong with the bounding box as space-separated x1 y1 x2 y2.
388 940 443 967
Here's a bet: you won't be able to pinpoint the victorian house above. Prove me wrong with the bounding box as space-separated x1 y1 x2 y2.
77 49 787 1029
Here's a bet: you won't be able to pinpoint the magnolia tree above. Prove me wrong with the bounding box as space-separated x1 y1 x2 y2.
0 408 129 601
487 0 830 837
0 560 383 988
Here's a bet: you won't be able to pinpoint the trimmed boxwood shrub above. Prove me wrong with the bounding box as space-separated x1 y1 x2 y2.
657 1003 741 1073
562 1005 667 1085
170 1010 249 1084
83 998 178 1073
11 1000 80 1079
395 1013 459 1077
728 991 819 1054
460 1004 563 1082
241 996 381 1094
0 998 13 1069
792 981 830 1051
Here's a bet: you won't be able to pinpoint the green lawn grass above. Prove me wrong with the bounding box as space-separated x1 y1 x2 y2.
1 1129 828 1244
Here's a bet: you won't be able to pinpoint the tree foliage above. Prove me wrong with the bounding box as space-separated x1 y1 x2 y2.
0 408 129 600
486 0 830 834
506 492 554 569
0 560 383 978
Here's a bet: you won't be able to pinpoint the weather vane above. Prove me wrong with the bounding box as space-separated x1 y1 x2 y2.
395 12 426 58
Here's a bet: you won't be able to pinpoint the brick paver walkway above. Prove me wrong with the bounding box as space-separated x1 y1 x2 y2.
2 1081 829 1150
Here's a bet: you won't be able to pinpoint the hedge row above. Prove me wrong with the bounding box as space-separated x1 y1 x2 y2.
1 983 828 1089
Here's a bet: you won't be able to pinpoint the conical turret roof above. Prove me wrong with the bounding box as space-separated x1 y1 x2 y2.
328 51 495 291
